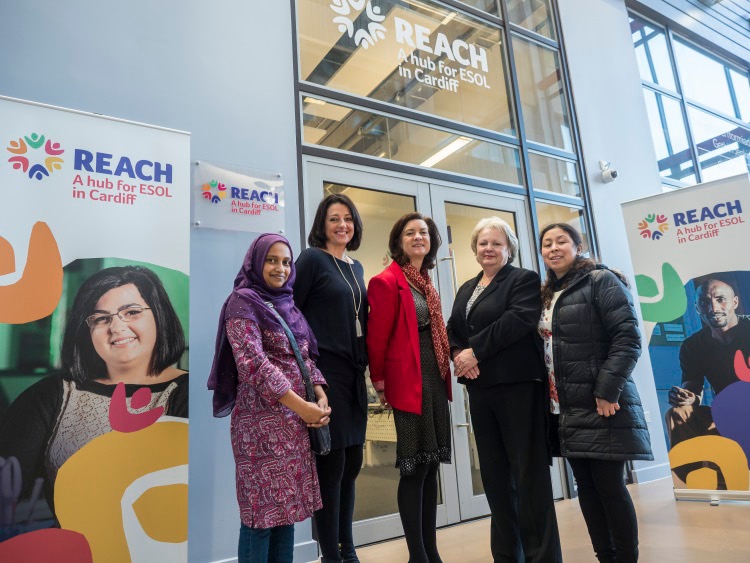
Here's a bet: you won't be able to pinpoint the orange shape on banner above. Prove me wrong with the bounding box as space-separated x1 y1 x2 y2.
0 235 14 275
0 222 63 323
54 420 188 563
0 528 92 562
132 483 189 543
669 435 749 491
684 467 718 490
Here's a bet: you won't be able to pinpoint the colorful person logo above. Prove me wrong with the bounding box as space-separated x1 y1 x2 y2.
330 0 386 49
6 133 65 180
637 213 669 241
201 180 227 204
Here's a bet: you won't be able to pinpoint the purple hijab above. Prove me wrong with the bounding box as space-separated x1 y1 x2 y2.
207 233 318 417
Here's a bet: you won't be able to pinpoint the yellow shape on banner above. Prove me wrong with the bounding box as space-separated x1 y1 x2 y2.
132 484 189 543
55 421 188 562
669 435 749 491
684 467 718 490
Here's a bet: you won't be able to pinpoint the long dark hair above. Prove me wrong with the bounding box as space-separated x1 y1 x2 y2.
61 266 185 383
388 212 441 270
539 223 596 308
307 193 364 251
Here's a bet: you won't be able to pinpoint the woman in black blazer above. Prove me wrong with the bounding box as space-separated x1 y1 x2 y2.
447 217 561 563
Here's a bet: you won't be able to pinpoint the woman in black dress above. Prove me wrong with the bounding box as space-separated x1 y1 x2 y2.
294 194 368 563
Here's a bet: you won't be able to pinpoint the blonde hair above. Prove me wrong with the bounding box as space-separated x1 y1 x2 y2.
470 217 518 263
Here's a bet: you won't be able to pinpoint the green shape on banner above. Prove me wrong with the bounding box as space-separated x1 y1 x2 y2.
636 262 687 322
635 275 659 298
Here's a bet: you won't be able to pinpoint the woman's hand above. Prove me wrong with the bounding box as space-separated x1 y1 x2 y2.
304 401 332 427
596 397 620 417
377 390 391 410
453 348 479 379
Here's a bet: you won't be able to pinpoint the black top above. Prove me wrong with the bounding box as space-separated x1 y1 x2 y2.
0 372 188 512
294 247 368 448
447 264 546 389
680 315 750 398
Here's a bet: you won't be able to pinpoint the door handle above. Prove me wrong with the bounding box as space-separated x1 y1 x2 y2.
440 250 458 295
455 423 470 428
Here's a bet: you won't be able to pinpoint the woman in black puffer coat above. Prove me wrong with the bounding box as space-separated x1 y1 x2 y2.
537 223 653 563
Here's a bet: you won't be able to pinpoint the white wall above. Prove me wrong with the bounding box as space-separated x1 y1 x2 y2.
0 1 309 561
558 0 671 481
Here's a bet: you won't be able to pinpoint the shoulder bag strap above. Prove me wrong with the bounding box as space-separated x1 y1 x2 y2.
265 302 316 402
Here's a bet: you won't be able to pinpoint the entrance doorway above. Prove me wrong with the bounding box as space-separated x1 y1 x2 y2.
303 158 565 546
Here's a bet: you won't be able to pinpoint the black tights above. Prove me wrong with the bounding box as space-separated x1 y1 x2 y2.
314 445 363 562
567 458 639 563
397 462 442 563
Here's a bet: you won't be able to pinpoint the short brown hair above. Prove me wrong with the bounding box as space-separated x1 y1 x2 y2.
388 212 441 270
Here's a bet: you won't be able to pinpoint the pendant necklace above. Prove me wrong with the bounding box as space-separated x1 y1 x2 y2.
329 251 363 337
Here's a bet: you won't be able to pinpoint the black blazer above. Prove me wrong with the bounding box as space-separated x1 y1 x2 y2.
447 263 545 389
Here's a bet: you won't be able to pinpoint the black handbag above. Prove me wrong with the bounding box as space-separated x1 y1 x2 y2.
266 302 331 456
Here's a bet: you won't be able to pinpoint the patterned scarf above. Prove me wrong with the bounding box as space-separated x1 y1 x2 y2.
401 263 451 380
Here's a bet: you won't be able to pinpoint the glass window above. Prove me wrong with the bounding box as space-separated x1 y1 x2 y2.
507 0 556 40
535 201 590 255
513 36 574 152
456 0 498 16
730 68 750 122
642 89 696 185
687 106 750 182
673 39 734 116
630 16 676 91
528 152 580 197
298 0 515 134
303 96 523 184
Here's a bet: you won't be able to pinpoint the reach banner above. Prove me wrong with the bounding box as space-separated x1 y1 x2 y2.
0 96 190 561
622 174 750 499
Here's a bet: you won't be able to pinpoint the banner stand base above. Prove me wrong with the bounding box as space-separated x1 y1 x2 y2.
674 489 750 503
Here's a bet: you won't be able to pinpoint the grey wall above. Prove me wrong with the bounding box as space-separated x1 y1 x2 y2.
558 0 672 482
630 0 750 63
1 1 309 561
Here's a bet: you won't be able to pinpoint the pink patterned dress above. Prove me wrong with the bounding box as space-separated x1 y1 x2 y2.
226 317 326 529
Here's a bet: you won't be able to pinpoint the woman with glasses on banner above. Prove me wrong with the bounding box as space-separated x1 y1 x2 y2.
447 217 562 563
209 233 331 563
293 194 368 563
538 223 653 563
0 265 188 527
367 212 452 563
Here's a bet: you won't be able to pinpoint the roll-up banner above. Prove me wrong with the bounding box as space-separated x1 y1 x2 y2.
0 96 190 561
622 174 750 501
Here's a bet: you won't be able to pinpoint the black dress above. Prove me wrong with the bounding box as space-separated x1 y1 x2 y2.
294 247 368 449
392 288 451 476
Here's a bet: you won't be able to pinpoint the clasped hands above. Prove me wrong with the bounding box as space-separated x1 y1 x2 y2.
305 396 331 428
453 348 479 379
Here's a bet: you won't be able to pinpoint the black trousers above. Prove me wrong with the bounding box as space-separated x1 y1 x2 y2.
314 445 363 562
567 458 639 563
468 381 562 563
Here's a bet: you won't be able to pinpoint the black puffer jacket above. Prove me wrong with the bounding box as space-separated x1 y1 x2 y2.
551 264 653 461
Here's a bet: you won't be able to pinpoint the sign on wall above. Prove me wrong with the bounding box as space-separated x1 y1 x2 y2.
193 160 285 233
622 174 750 499
0 96 190 560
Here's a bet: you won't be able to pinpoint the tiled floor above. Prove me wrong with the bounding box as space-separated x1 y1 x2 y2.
356 478 750 562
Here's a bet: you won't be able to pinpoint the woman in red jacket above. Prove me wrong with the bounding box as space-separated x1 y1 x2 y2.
367 212 452 563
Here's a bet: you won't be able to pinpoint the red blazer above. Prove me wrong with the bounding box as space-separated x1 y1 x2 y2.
367 261 452 415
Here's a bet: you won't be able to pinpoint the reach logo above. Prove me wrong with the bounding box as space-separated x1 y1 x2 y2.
202 179 227 204
6 132 65 180
330 0 386 48
637 213 669 241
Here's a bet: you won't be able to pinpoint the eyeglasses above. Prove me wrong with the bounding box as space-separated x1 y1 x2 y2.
86 306 151 329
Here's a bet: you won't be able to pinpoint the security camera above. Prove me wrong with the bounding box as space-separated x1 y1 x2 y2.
602 168 618 183
599 160 618 183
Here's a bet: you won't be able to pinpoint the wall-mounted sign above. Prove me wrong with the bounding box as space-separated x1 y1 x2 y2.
192 161 285 233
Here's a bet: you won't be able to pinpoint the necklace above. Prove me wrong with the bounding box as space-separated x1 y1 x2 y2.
328 251 364 337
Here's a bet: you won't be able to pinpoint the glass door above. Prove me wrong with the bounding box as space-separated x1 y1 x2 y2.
303 158 564 547
427 184 565 521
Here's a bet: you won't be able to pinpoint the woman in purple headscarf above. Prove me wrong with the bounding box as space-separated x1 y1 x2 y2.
208 233 331 563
